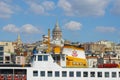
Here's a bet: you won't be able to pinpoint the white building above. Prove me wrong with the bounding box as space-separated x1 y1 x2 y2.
96 40 115 48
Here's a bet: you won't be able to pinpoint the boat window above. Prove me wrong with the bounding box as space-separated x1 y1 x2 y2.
97 72 102 77
44 55 48 61
62 56 65 61
83 72 88 77
55 71 60 77
33 71 38 77
76 71 81 77
0 57 3 61
69 71 74 77
112 72 116 78
0 47 3 51
48 71 52 77
62 71 67 77
38 55 42 61
40 71 45 77
0 52 3 56
105 72 109 78
90 72 95 77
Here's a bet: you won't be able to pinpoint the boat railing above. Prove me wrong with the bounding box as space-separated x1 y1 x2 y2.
0 74 26 80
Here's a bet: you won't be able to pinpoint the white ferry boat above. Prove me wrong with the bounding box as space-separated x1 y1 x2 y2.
0 24 120 80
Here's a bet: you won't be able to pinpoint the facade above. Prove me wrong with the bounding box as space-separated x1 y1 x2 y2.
0 46 11 64
4 53 11 64
96 40 115 48
83 42 106 54
113 44 120 55
0 41 14 53
86 56 98 68
16 56 25 65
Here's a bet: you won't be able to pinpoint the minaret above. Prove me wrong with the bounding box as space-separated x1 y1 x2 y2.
52 20 62 40
17 34 22 45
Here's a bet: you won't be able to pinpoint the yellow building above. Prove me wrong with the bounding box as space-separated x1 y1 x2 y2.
0 42 14 64
0 41 14 53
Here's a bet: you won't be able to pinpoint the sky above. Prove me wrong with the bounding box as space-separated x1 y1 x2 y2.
0 0 120 43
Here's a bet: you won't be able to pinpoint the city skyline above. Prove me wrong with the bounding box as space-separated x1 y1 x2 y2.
0 0 120 43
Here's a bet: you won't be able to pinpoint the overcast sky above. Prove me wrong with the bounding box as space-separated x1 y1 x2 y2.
0 0 120 43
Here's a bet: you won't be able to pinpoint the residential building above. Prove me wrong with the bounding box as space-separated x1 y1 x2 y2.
83 42 106 54
0 41 14 53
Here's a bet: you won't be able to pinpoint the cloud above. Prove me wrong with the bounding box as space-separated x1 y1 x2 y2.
96 26 116 33
42 1 55 10
0 0 22 19
2 24 19 33
0 1 14 18
21 24 40 34
111 0 120 15
2 24 41 34
58 0 110 16
25 0 55 15
64 21 82 31
58 0 72 12
29 2 44 14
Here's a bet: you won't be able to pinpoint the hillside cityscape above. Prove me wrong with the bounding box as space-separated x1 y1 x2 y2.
0 0 120 80
0 22 120 67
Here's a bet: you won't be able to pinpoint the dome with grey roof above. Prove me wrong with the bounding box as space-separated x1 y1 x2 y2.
53 21 61 32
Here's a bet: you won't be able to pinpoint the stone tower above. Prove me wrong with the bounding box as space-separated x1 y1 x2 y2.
17 34 22 45
52 21 62 40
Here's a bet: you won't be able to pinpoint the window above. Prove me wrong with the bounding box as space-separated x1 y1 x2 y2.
98 72 102 77
38 55 42 61
105 72 109 78
48 71 52 77
55 71 59 77
40 71 45 77
62 71 67 77
33 71 38 77
44 55 48 61
0 47 3 51
112 72 116 78
76 71 81 77
0 62 3 63
62 56 65 61
0 52 3 56
90 72 95 77
83 72 88 77
0 57 3 61
69 71 74 77
6 43 8 46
